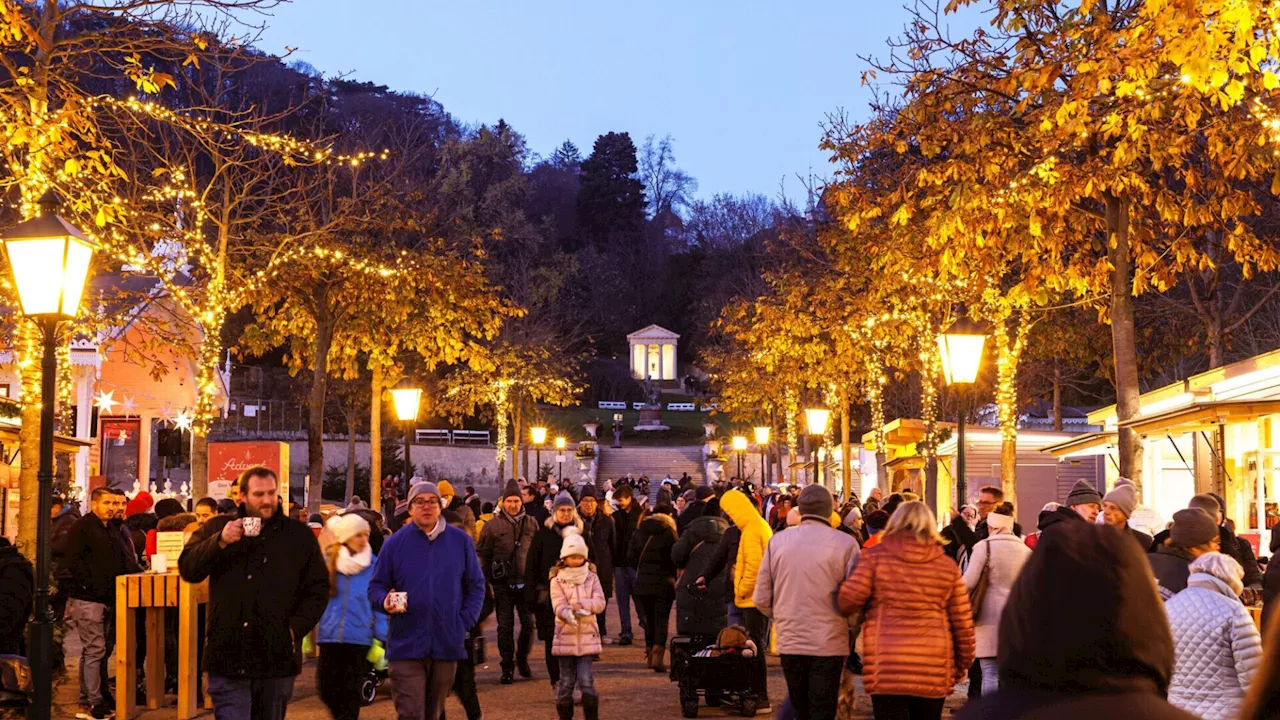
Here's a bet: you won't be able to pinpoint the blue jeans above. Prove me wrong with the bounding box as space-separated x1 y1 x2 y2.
727 602 744 628
207 675 295 720
613 567 638 639
556 656 597 702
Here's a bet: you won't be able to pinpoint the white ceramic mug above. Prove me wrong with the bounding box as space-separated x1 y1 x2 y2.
388 591 408 613
242 517 262 537
151 553 168 574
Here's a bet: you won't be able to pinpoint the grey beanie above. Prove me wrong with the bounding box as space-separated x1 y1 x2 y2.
1102 483 1137 517
579 483 599 501
501 478 522 500
407 482 440 505
1170 508 1219 548
1190 493 1223 521
1066 479 1102 508
798 484 834 520
553 491 575 510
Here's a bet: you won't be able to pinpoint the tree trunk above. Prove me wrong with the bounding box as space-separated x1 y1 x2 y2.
307 307 335 513
1001 435 1018 503
1106 193 1144 489
512 395 523 481
1052 361 1063 432
16 362 41 560
841 391 852 499
190 431 209 499
344 408 357 506
370 363 382 512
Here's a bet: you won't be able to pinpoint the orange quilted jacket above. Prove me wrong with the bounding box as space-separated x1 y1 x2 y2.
837 533 976 698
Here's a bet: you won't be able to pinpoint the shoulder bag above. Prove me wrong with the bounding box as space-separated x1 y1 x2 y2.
967 539 991 621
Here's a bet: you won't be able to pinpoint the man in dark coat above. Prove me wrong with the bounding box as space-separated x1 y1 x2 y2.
477 479 537 684
610 484 642 646
65 487 135 717
1101 481 1153 551
179 466 328 720
577 483 615 642
1150 493 1264 594
0 536 33 656
1147 508 1222 600
677 486 713 535
958 518 1199 720
522 484 549 526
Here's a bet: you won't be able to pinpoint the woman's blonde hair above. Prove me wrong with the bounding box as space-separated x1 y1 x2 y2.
884 501 947 545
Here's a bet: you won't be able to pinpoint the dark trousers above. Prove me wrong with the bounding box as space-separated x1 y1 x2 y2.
493 587 533 672
968 659 982 699
870 695 945 720
318 643 370 720
780 655 843 720
207 675 296 720
613 567 637 639
742 606 771 702
633 586 675 650
544 637 559 684
444 657 481 720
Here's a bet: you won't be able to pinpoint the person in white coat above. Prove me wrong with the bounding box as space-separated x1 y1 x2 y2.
961 504 1031 695
1165 551 1262 720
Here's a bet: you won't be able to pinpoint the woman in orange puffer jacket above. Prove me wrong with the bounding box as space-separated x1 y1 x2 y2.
838 501 975 720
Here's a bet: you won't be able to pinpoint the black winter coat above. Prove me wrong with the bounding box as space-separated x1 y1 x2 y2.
629 513 679 596
1147 544 1194 600
476 510 537 587
0 539 33 655
179 509 328 679
64 513 140 605
1150 525 1262 587
50 506 81 582
671 515 728 637
612 505 641 569
959 519 1196 720
1264 533 1280 631
701 524 741 602
942 516 977 563
580 511 615 596
677 500 707 535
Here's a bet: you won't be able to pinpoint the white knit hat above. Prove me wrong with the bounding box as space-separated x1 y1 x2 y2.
560 533 589 560
327 513 370 545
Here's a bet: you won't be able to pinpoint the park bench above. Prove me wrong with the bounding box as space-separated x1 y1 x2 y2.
667 402 696 411
598 401 627 410
452 429 491 444
632 402 647 410
415 428 450 444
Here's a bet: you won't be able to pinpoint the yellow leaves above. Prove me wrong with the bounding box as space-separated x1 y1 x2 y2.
1264 72 1280 91
1251 45 1267 68
95 207 108 227
64 158 79 176
1028 212 1042 237
1271 170 1280 197
1223 79 1246 105
1079 0 1097 16
890 204 912 227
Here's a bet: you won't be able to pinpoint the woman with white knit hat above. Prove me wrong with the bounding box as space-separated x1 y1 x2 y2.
962 502 1032 696
317 513 387 720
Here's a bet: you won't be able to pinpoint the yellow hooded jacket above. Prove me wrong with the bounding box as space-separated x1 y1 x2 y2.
719 489 774 608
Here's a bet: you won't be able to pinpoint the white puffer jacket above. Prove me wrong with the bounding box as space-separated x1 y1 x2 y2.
1164 572 1263 720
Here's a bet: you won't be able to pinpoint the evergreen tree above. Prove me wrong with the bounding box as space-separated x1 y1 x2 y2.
550 139 582 169
575 131 647 248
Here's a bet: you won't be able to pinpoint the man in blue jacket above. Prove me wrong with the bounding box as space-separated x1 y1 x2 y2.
369 481 486 720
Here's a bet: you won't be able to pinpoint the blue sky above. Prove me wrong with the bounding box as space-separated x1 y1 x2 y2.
258 1 985 202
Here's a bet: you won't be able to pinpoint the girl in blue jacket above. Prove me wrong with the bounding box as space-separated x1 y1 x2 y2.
318 513 388 720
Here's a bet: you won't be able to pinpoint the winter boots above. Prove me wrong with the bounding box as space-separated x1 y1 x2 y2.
582 694 600 720
650 646 667 673
556 699 574 720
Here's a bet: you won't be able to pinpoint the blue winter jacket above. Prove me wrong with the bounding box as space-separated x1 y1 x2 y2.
368 519 486 662
317 555 388 647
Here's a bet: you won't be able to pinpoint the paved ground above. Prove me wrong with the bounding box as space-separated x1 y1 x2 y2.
54 602 969 719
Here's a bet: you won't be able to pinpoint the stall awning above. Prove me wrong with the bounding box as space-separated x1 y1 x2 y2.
1042 431 1119 458
1118 400 1280 436
884 455 926 471
0 420 91 463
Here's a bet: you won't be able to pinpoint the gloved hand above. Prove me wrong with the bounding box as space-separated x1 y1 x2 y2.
1242 586 1261 606
558 607 579 626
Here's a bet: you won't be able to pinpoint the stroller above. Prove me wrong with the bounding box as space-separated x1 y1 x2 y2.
668 634 761 718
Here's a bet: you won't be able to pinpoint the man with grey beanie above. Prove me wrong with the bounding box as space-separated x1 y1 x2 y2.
754 485 859 720
1147 508 1221 600
1150 493 1264 599
1038 479 1104 535
1101 480 1153 550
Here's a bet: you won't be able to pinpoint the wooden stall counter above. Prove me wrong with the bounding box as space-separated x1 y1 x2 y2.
114 572 209 720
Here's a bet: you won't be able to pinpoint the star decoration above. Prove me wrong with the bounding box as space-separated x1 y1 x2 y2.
121 396 137 416
174 408 194 433
94 390 118 414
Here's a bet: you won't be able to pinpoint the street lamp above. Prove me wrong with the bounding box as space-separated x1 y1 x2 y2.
805 408 830 488
936 313 989 509
731 435 747 480
554 436 566 483
2 191 97 720
390 386 422 485
531 426 547 482
754 426 770 485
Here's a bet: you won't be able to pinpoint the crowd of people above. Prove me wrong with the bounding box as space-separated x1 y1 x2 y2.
8 467 1280 720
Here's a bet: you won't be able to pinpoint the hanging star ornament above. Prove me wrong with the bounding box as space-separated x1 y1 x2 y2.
93 390 118 414
174 408 194 433
121 395 137 417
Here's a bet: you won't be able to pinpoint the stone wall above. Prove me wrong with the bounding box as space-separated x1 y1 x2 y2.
284 441 503 487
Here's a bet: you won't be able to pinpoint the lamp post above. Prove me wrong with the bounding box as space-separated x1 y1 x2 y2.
936 313 989 510
731 435 747 480
754 426 770 485
2 191 97 720
554 436 566 483
805 408 831 488
531 427 547 483
390 386 422 486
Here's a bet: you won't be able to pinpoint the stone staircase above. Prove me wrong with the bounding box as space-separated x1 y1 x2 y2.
596 446 705 488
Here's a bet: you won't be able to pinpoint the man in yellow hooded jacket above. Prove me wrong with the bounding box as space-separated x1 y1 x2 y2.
719 489 774 713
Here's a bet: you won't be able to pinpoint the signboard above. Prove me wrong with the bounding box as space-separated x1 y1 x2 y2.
207 442 289 502
154 530 186 560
